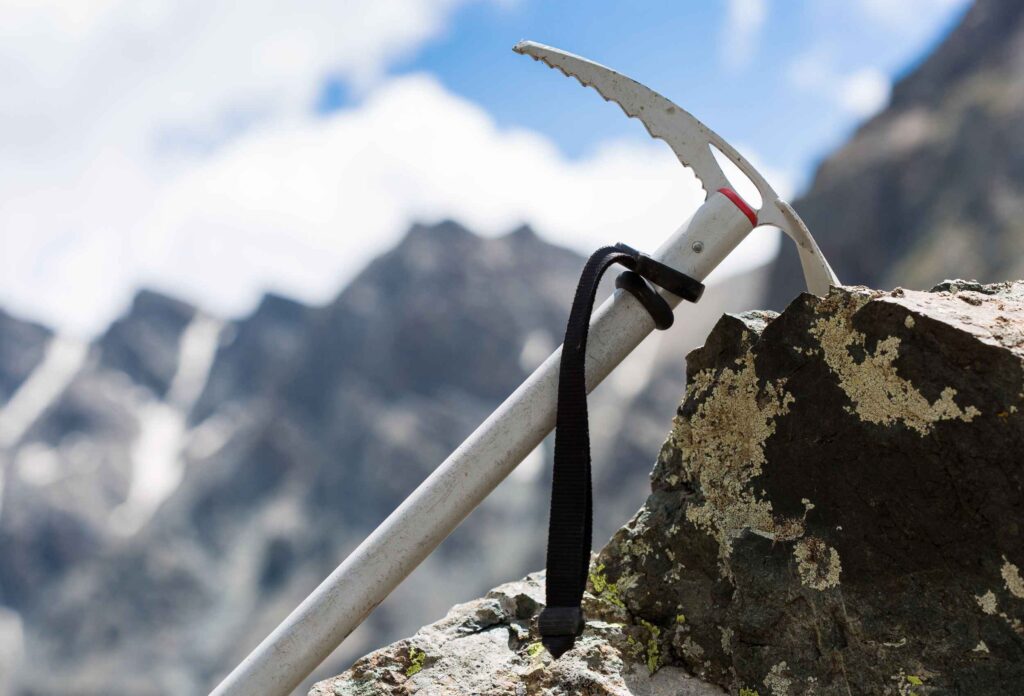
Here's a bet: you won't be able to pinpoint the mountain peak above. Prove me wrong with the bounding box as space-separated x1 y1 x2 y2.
502 224 539 242
0 307 53 404
251 291 309 321
403 219 476 244
124 288 196 324
97 288 198 397
889 0 1021 110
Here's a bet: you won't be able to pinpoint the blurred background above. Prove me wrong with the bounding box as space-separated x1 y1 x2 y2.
1 0 1021 693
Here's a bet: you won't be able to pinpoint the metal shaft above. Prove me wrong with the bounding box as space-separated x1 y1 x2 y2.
210 191 754 696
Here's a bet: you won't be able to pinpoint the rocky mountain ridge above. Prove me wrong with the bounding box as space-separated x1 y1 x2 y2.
768 0 1024 307
0 221 766 695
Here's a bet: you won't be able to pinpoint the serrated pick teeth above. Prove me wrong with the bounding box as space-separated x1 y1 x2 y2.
513 40 842 297
513 40 713 197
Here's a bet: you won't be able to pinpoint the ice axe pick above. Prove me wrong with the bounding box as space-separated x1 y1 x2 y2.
514 41 838 294
211 42 839 696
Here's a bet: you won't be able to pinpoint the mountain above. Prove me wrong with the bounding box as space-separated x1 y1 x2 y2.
0 310 51 408
767 0 1024 308
0 221 767 695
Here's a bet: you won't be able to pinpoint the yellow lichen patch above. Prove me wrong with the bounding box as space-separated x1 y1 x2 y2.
678 635 704 662
719 627 733 656
810 294 980 435
976 590 998 615
975 582 1024 635
974 586 1022 633
1001 557 1024 599
763 661 792 696
793 537 842 590
673 351 803 571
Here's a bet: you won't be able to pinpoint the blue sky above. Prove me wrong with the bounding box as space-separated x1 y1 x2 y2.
0 0 970 335
328 0 966 187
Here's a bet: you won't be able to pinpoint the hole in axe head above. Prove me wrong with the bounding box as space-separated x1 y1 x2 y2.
709 143 763 211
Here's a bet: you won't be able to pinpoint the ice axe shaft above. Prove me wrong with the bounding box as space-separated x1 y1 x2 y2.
210 192 754 696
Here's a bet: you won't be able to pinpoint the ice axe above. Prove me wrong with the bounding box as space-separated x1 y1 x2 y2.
211 41 838 696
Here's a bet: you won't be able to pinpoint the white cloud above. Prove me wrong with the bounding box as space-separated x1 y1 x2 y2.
0 1 787 336
129 76 781 324
3 72 782 335
720 0 768 72
838 68 890 117
856 0 968 30
787 51 891 118
0 0 487 333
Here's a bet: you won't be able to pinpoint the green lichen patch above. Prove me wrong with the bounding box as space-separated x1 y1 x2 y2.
588 562 625 608
625 618 664 674
404 647 426 677
639 619 662 674
892 669 927 696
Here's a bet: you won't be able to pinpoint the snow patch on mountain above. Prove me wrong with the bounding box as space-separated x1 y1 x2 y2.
0 337 88 516
0 337 88 448
112 314 222 534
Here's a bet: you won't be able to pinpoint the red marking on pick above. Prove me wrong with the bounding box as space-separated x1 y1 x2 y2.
718 188 757 227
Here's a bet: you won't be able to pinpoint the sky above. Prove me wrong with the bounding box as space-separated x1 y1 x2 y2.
0 0 970 336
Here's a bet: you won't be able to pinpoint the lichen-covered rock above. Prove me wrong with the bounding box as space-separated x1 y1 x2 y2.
314 283 1024 695
311 572 724 696
600 282 1024 695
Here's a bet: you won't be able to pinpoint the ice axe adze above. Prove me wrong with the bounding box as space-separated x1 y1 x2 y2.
211 41 839 696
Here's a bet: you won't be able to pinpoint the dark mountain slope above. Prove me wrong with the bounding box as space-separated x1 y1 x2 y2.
768 0 1024 307
0 310 50 406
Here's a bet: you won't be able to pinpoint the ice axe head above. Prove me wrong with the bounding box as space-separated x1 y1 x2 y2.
513 41 839 296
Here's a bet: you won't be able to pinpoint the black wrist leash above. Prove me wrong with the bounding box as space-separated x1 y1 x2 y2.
538 243 703 659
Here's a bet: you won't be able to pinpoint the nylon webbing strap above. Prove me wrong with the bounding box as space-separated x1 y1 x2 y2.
539 243 703 658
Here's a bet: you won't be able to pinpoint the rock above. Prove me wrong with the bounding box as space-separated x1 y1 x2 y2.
96 289 197 399
316 283 1024 695
0 309 51 407
312 572 724 696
